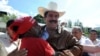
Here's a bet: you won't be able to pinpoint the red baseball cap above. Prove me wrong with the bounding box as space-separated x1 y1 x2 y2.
9 16 37 41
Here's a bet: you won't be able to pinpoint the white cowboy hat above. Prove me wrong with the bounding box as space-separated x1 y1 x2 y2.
38 2 65 17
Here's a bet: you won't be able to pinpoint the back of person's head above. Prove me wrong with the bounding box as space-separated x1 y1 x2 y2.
19 25 41 38
6 19 14 28
8 16 41 41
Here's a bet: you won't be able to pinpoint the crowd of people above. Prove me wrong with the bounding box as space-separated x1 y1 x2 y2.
72 26 100 56
0 1 100 56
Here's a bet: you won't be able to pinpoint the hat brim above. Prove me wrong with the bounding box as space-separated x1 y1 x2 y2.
38 7 65 17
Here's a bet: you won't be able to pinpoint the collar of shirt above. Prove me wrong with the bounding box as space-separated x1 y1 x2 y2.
41 27 49 40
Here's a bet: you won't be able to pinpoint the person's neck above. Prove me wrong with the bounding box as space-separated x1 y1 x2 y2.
90 38 96 42
77 38 81 41
77 36 81 40
46 27 57 31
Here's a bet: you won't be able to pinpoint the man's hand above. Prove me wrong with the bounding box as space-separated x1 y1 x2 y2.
58 50 74 56
8 48 27 56
63 50 74 56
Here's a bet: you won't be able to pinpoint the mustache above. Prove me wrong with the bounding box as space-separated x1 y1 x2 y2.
49 20 58 23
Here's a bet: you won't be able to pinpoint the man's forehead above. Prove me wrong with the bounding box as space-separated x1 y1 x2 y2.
90 32 97 34
73 28 78 31
47 11 59 15
72 28 80 32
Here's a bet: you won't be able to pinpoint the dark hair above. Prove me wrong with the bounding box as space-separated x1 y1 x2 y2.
6 19 14 27
73 26 83 32
89 30 98 34
12 26 19 32
6 19 18 32
19 25 41 38
44 11 49 18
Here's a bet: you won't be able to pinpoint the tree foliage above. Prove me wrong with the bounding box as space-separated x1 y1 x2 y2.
67 20 72 28
74 20 84 31
74 20 81 26
0 13 17 32
0 14 17 23
34 14 45 24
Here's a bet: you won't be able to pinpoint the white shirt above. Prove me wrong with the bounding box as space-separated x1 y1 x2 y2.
93 39 100 56
0 33 18 54
76 35 95 56
0 41 7 56
84 38 100 56
75 35 100 56
78 35 87 45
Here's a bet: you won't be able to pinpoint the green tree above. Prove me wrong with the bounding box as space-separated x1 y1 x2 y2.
0 14 17 23
83 27 92 37
0 11 7 17
74 20 84 29
67 20 72 28
74 20 80 26
0 13 17 32
79 22 84 32
97 30 100 38
34 14 45 24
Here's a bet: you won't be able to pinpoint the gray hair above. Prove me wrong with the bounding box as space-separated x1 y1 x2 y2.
72 26 83 32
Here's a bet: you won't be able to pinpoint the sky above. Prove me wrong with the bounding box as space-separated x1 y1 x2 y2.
0 0 100 28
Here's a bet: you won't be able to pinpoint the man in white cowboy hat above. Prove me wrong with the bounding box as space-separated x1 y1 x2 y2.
38 1 83 56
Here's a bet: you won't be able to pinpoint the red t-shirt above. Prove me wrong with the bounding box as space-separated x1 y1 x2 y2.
20 37 55 56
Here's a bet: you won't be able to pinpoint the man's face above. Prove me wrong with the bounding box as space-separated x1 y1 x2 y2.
72 28 82 40
7 27 14 39
89 32 97 40
44 11 59 29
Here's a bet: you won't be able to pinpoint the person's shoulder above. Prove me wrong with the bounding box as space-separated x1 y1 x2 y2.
62 28 72 36
95 39 100 46
84 37 91 41
0 32 10 41
0 32 8 37
84 38 94 45
81 36 88 39
0 32 5 35
96 42 100 47
0 32 6 37
61 28 74 39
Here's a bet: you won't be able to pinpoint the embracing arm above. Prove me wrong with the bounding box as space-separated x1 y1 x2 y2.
8 48 27 56
62 31 83 56
68 38 83 56
83 45 100 53
0 42 7 56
